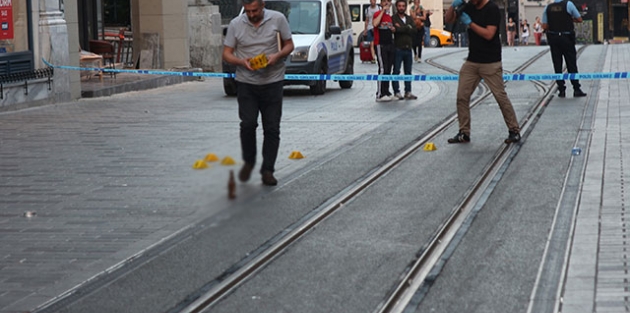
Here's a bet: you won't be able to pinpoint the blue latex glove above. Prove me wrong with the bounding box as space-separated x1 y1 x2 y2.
459 12 472 26
452 0 464 7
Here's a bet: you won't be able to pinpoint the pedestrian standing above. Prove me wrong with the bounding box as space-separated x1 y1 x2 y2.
533 16 543 45
373 0 396 102
507 17 516 46
392 0 418 100
521 19 530 45
410 0 425 62
543 0 587 98
445 0 521 144
364 0 381 63
222 0 295 186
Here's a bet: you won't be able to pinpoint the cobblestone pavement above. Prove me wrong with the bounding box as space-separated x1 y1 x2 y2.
0 59 443 312
1 44 629 313
561 44 630 313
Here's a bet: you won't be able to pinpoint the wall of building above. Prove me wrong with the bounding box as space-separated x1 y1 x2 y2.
65 0 82 100
0 0 79 111
131 0 190 69
419 0 444 31
188 1 223 72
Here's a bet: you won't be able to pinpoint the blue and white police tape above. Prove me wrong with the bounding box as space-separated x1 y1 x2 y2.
43 59 629 82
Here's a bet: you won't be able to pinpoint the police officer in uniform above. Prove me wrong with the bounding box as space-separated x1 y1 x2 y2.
542 0 587 98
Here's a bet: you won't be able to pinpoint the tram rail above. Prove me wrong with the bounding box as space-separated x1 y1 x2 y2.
32 46 593 313
174 49 556 313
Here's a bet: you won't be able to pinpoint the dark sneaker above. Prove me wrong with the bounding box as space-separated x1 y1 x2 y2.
558 90 566 98
504 131 521 144
261 171 278 186
404 92 418 100
447 132 470 144
574 90 587 97
238 163 254 182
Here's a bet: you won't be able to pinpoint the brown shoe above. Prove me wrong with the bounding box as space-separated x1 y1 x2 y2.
261 171 277 186
238 163 254 182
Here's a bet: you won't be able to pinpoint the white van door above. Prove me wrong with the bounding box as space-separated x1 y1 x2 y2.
347 0 372 46
325 0 351 74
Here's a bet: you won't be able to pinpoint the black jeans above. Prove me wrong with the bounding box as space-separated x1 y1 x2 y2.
547 33 581 91
236 81 283 173
412 30 423 58
375 43 395 98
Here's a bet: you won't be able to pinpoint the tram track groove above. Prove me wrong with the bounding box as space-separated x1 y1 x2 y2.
175 50 553 313
31 47 581 313
379 45 590 313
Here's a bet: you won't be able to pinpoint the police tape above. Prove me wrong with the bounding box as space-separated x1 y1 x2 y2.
43 59 629 82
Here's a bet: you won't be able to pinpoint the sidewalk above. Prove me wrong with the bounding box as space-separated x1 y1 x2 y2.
80 70 198 98
562 43 630 312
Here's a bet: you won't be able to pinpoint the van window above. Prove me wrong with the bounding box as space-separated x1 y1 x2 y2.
339 0 353 30
326 2 336 31
333 0 346 29
265 1 321 35
349 5 361 23
349 3 377 23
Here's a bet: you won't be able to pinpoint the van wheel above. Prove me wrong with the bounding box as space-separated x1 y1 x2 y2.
339 54 353 89
223 78 237 96
310 64 327 95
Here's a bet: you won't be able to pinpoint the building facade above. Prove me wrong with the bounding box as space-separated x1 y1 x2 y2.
0 0 77 111
0 0 222 112
440 0 628 45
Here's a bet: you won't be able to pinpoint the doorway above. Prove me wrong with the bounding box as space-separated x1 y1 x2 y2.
613 4 629 38
78 0 102 50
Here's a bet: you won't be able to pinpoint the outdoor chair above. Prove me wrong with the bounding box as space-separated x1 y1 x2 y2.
89 40 116 78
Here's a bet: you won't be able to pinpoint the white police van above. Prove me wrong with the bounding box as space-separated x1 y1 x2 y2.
223 0 355 96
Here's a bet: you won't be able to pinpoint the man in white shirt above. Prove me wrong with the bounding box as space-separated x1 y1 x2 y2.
363 0 380 62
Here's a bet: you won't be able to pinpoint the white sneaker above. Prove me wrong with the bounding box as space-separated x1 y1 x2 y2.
404 92 417 100
376 95 392 102
393 92 404 100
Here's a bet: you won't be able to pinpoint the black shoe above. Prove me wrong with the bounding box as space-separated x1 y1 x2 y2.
447 132 470 144
558 90 566 98
238 163 254 182
504 131 521 144
261 171 278 186
574 90 587 97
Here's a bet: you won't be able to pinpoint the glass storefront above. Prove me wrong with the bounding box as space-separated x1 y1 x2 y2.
0 0 33 75
0 0 28 54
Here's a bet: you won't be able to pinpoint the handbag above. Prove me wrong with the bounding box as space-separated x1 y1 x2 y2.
413 7 424 29
414 16 424 29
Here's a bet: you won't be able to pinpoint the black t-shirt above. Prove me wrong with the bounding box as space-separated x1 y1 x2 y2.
463 1 502 63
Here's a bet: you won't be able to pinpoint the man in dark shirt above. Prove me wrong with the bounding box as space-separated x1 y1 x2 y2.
444 0 521 144
392 0 417 100
543 0 587 98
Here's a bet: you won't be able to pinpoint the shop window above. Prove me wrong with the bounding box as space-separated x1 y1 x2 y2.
0 0 33 76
